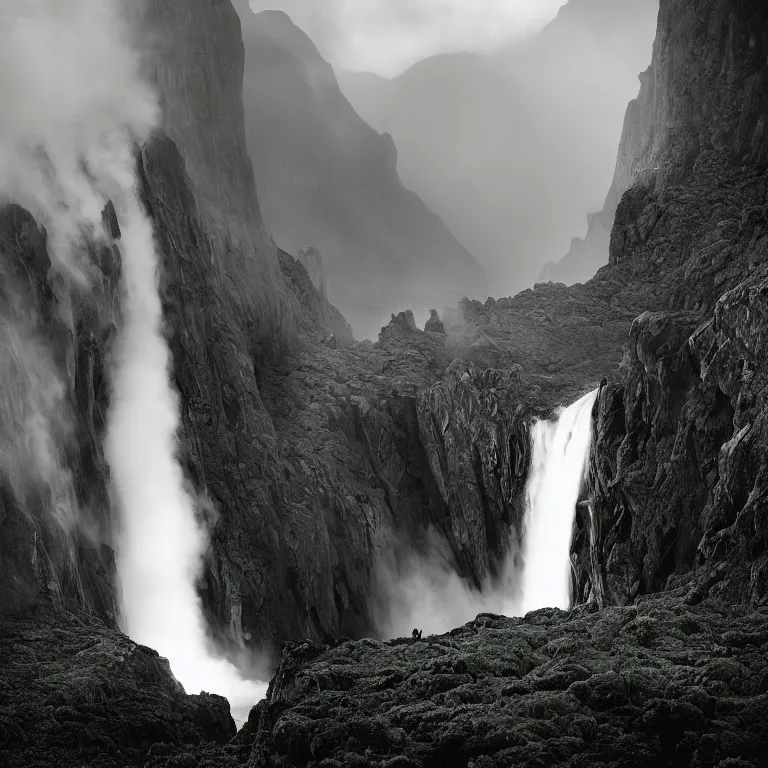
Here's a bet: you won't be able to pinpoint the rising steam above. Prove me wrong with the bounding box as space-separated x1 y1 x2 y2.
0 0 264 725
0 0 157 278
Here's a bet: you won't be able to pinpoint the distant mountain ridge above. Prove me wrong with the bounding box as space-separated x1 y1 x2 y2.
237 8 487 339
339 0 659 295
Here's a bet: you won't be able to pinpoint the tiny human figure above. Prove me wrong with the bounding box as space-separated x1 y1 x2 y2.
412 628 422 640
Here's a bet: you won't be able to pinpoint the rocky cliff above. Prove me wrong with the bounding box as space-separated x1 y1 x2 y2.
4 0 768 765
236 8 487 339
575 0 768 612
0 0 528 667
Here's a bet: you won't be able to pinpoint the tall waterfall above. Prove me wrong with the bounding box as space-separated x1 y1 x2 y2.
0 0 265 728
106 193 266 727
518 389 598 614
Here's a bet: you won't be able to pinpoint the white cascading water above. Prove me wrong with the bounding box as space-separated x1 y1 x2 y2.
1 0 264 727
517 389 598 614
106 194 266 727
375 389 599 639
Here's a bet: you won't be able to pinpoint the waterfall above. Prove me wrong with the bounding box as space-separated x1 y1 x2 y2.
0 0 265 728
518 389 598 614
106 193 266 727
374 389 599 637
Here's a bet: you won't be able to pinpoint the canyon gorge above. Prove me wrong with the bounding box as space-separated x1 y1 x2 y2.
1 0 768 767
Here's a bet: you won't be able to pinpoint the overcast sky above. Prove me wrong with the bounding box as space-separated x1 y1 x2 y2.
247 0 568 76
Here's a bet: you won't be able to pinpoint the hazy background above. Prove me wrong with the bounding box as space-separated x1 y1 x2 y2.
247 0 569 76
237 6 488 340
339 0 660 294
242 0 659 319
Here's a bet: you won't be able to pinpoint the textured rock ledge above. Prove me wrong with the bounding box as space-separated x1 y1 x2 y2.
0 606 239 768
248 593 768 768
3 593 768 767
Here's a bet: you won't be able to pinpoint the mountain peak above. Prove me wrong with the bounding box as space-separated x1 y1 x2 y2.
239 10 486 338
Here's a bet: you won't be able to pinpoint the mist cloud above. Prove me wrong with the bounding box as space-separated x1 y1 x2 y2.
0 0 157 278
247 0 567 76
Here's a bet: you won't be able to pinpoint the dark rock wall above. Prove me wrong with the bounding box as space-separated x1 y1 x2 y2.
579 0 768 608
0 204 119 620
417 361 531 587
137 0 296 356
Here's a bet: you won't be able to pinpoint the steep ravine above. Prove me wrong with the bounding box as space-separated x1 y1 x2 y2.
1 0 535 680
245 0 768 764
3 0 768 766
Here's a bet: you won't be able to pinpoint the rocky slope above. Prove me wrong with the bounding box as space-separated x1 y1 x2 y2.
236 7 487 339
248 593 768 768
339 0 658 293
0 604 240 768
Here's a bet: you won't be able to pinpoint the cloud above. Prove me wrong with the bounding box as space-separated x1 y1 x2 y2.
248 0 567 75
0 0 157 278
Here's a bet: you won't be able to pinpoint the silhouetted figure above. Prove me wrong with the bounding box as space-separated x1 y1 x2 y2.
412 628 422 640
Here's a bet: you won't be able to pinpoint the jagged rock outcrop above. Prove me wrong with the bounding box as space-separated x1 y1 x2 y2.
236 8 486 339
424 310 445 335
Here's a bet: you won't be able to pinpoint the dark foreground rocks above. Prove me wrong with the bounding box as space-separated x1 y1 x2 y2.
0 606 246 768
4 594 767 767
249 593 768 768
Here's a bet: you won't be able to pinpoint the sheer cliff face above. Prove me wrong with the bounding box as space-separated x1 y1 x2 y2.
137 0 293 349
339 0 658 295
236 9 487 341
575 0 768 609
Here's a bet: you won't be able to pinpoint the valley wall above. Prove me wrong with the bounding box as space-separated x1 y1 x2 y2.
576 0 768 608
